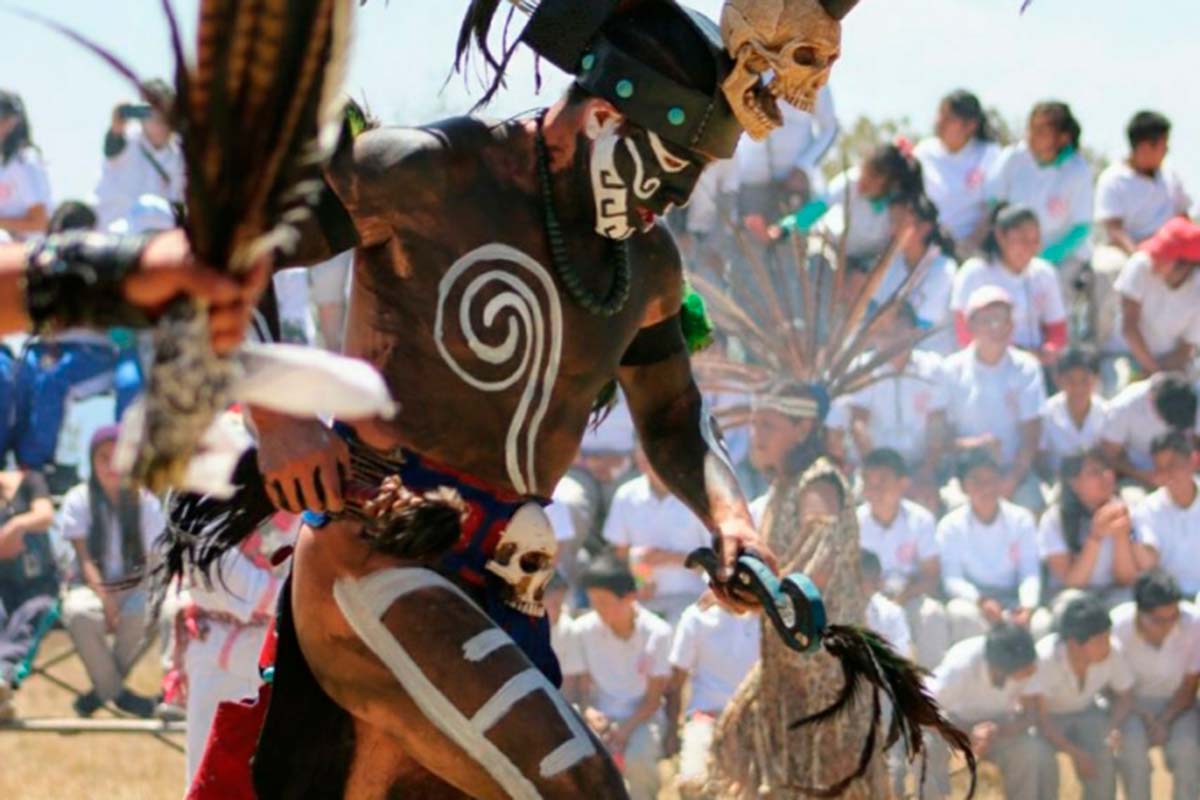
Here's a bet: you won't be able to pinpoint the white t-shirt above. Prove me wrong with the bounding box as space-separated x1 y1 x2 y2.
930 636 1035 722
560 605 673 719
273 268 316 345
818 167 892 260
1113 251 1200 359
937 501 1040 605
669 603 760 714
56 484 166 582
1095 161 1191 244
1038 392 1108 474
0 146 51 238
987 143 1094 259
1026 633 1135 715
551 613 576 664
1101 379 1198 473
735 86 838 186
1110 601 1200 699
1133 482 1200 595
874 249 957 353
849 350 948 467
857 499 939 583
1037 506 1118 590
94 126 185 229
579 392 635 455
942 346 1047 468
951 257 1067 350
749 489 772 530
915 137 1003 241
602 475 711 597
309 250 354 306
867 592 912 656
544 499 577 544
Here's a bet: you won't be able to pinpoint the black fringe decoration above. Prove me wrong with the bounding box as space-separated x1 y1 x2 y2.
158 447 276 587
790 625 977 799
453 0 528 108
360 479 466 561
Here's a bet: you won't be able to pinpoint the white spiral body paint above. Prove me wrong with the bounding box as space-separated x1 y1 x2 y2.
434 244 563 495
333 568 597 792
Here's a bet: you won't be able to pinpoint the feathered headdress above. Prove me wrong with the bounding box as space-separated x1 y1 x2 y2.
691 214 976 795
691 220 933 430
24 1 396 494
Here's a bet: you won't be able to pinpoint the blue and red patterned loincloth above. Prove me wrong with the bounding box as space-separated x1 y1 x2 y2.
186 426 559 799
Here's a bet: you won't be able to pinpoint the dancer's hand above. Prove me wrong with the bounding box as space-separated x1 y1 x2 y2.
254 408 350 513
710 517 779 614
124 229 271 354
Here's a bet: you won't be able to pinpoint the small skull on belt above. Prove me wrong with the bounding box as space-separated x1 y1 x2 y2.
486 502 558 617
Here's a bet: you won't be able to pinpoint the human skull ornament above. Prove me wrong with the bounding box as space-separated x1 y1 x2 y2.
720 0 843 140
486 502 558 617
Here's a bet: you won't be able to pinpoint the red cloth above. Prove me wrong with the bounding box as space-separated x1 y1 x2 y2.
185 684 271 800
1140 217 1200 269
954 311 972 347
186 625 278 799
1042 320 1068 353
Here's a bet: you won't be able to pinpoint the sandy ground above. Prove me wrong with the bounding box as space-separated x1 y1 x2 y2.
0 630 1174 799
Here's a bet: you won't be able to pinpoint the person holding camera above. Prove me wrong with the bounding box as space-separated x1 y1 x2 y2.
94 79 184 230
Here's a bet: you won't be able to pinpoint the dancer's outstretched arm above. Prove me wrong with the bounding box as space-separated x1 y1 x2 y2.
0 228 267 353
618 230 775 612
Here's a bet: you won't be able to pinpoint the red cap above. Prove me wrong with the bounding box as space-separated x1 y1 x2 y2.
1139 217 1200 269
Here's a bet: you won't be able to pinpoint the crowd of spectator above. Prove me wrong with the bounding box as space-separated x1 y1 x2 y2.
0 74 1199 800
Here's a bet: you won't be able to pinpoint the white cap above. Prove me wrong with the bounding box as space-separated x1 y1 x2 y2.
965 284 1014 318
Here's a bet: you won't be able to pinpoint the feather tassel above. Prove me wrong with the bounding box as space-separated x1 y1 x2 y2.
789 626 977 798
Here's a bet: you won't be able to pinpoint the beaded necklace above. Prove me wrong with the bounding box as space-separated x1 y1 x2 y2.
534 111 631 318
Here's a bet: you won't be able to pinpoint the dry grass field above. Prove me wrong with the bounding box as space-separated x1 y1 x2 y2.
0 631 1174 799
0 631 185 800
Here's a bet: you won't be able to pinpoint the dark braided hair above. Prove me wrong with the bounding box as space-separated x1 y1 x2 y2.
982 202 1040 259
942 89 994 143
0 90 34 166
892 192 957 255
1031 100 1081 150
865 143 924 204
1057 448 1111 555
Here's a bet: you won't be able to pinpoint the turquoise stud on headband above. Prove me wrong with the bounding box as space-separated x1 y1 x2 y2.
580 53 595 71
667 107 686 126
615 79 634 99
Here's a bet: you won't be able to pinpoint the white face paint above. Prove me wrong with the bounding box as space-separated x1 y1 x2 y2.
586 112 634 241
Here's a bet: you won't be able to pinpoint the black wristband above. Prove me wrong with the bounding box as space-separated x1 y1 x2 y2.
620 314 686 366
24 231 153 334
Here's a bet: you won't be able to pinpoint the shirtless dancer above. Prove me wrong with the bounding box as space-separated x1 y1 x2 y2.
184 3 778 798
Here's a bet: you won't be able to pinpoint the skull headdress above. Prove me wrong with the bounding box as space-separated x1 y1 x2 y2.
721 0 859 140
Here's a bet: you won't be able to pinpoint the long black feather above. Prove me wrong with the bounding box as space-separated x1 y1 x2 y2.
790 625 977 798
159 447 276 585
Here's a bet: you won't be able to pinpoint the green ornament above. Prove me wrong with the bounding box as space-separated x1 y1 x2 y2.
667 107 686 126
616 79 634 99
680 284 714 354
580 53 595 71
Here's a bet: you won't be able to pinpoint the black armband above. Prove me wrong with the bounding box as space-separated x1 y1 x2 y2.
24 231 153 334
620 313 686 366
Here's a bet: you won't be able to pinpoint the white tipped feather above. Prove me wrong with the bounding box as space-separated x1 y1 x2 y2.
232 343 397 420
178 410 256 498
